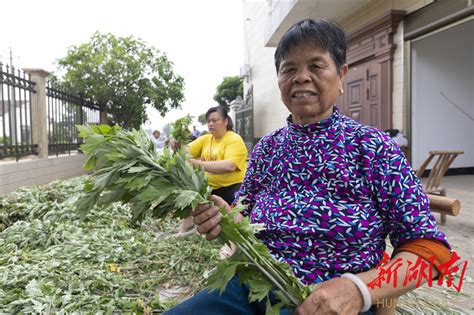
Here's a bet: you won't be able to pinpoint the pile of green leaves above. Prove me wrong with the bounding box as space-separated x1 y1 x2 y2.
77 124 312 313
0 177 220 313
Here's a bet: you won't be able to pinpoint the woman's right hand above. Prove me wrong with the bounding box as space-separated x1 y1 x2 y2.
193 195 230 241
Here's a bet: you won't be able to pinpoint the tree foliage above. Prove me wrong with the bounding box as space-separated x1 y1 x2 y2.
213 76 243 112
56 32 185 129
198 113 207 125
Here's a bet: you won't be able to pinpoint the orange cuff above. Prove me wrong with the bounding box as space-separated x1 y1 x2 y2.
393 239 452 272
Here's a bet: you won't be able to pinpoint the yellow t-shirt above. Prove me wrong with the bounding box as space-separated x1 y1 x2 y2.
188 131 248 189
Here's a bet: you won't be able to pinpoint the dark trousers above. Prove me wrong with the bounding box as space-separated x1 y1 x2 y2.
163 275 376 315
212 183 241 205
163 275 291 315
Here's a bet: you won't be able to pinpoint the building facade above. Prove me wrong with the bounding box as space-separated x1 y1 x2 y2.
241 0 473 170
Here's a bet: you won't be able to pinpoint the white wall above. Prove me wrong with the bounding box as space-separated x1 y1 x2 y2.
392 21 409 134
411 19 474 169
244 1 289 139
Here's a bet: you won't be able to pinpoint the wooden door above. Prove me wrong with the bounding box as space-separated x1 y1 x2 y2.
340 61 382 129
367 62 382 128
341 64 366 123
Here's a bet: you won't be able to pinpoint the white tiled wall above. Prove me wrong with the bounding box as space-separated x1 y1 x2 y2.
0 154 88 195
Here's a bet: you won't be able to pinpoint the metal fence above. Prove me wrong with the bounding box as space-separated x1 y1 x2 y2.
46 83 101 156
235 87 254 155
0 63 103 161
0 63 37 160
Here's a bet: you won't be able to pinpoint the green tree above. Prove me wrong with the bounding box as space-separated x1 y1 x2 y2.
213 76 243 112
56 32 185 129
198 113 207 125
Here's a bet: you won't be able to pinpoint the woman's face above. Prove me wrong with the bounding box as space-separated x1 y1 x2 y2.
207 112 228 138
277 42 348 125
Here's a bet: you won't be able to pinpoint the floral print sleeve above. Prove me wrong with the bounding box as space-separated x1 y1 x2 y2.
371 135 450 250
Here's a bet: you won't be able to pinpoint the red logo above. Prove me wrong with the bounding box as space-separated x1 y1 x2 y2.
367 251 467 292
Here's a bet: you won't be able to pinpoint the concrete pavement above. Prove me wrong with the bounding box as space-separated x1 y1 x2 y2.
418 175 474 313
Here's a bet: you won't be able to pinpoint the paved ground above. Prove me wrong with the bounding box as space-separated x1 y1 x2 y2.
421 175 474 313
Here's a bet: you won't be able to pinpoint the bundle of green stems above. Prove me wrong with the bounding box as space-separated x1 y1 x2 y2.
76 124 310 312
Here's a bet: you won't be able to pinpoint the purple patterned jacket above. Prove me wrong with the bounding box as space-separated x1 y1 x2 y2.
235 107 449 285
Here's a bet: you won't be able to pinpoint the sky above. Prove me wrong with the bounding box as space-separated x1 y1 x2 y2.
0 0 245 133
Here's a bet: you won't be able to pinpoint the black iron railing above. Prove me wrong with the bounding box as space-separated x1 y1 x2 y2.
46 83 101 156
235 86 254 155
0 63 37 160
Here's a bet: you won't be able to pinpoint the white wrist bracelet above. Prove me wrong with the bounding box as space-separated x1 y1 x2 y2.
341 273 372 312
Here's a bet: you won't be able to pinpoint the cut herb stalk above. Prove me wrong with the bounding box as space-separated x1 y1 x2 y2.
76 124 311 312
225 233 300 305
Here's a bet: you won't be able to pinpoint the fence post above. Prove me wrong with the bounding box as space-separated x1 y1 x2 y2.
229 96 243 129
23 68 50 159
100 106 107 125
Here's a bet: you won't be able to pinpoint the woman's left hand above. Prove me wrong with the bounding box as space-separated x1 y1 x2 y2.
293 277 364 315
189 158 201 167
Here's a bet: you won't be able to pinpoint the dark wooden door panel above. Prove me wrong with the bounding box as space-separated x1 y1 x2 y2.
367 63 381 127
344 65 366 123
342 61 382 129
369 104 379 126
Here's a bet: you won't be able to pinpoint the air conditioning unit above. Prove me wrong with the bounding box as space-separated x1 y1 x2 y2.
239 64 251 79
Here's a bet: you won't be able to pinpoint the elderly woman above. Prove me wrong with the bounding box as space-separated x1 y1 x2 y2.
166 19 452 314
178 106 248 236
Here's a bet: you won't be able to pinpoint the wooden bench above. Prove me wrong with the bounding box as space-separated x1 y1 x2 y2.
416 150 464 224
427 194 460 216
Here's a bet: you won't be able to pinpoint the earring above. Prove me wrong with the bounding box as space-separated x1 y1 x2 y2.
339 88 344 95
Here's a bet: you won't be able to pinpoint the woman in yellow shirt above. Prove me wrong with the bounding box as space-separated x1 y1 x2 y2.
178 106 248 236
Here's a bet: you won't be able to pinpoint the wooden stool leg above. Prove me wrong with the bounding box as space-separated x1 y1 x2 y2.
440 188 447 225
440 214 447 225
